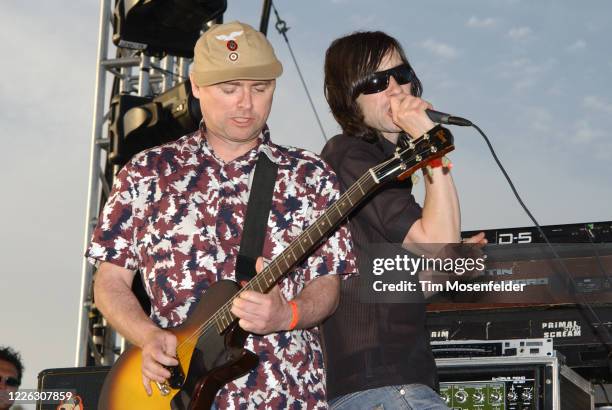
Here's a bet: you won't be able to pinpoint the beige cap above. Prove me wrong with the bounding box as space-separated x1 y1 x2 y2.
191 21 283 86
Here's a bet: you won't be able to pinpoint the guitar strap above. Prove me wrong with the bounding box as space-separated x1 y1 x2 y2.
235 153 278 284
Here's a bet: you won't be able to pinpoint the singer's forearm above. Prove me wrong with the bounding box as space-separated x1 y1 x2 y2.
403 167 460 245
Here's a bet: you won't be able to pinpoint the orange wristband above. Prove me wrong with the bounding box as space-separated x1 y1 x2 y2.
288 301 299 330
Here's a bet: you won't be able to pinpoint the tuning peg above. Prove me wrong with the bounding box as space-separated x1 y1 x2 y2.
411 173 420 185
425 165 434 178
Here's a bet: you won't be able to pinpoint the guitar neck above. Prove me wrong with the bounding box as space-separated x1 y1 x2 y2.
212 170 379 331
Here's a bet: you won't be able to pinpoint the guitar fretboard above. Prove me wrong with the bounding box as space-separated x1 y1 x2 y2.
212 170 379 333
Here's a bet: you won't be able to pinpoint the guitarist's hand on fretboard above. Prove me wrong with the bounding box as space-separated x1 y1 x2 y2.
231 257 293 335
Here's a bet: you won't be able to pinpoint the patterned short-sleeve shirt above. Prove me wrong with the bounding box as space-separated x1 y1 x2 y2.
86 127 356 409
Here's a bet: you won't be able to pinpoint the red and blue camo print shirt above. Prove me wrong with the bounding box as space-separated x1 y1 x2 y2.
86 127 356 409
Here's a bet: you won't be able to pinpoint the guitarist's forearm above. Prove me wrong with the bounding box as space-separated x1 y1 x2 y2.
94 268 159 348
290 275 340 329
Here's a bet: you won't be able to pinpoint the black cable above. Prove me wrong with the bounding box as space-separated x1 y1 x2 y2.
472 123 612 354
149 63 187 81
271 1 328 142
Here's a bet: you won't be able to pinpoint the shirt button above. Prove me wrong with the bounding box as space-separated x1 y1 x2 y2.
399 388 405 395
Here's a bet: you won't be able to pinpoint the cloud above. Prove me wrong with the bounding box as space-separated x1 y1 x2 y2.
421 39 459 59
507 26 532 40
567 39 587 52
466 16 497 28
583 95 612 114
494 57 557 91
526 107 553 133
573 120 606 143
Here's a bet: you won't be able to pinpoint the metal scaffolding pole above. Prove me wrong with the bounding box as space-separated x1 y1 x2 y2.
76 0 197 368
75 0 111 367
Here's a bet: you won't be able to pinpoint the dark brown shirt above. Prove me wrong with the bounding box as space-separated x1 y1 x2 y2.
321 133 438 400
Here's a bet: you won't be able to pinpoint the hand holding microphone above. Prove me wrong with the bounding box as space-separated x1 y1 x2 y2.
390 94 472 138
389 94 437 138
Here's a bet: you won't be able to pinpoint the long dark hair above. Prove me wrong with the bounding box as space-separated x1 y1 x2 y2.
324 31 423 142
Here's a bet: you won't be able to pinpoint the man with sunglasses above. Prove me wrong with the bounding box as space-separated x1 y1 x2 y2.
0 347 23 410
320 31 485 409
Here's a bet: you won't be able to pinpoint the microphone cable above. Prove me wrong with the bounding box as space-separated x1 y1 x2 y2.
469 121 612 359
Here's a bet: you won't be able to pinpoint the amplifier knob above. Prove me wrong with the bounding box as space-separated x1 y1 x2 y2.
455 390 468 403
507 391 518 402
490 391 502 403
473 391 484 403
522 389 533 401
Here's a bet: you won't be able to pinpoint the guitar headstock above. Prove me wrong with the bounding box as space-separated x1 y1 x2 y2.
372 126 455 183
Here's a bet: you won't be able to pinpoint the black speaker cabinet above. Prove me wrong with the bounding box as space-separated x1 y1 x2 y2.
37 366 110 409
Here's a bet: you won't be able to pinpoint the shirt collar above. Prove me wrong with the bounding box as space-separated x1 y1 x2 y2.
196 124 281 166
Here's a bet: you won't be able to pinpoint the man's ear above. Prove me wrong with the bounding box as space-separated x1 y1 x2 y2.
189 73 200 99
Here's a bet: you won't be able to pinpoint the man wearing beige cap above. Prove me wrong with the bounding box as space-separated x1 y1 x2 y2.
88 21 355 408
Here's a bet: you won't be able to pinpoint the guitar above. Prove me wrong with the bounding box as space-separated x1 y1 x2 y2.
97 127 454 409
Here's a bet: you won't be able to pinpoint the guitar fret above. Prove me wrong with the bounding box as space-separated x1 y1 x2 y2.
315 221 324 235
220 308 226 328
255 278 263 293
350 189 361 206
324 212 333 228
288 246 297 265
357 180 366 195
223 306 232 326
274 261 283 279
303 232 312 249
218 311 226 330
215 314 223 333
265 268 273 286
283 252 294 270
270 267 278 284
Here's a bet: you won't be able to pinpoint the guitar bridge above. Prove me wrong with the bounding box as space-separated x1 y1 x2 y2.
166 364 185 389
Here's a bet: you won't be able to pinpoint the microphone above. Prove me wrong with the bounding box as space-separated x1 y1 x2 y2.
426 109 472 126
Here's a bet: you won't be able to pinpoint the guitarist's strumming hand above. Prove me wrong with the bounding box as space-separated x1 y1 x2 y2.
141 327 179 396
231 257 293 335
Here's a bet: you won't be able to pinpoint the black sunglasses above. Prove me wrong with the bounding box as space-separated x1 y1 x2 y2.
0 375 19 387
355 63 414 96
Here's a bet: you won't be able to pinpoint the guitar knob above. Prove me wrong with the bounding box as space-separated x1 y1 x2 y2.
156 381 171 396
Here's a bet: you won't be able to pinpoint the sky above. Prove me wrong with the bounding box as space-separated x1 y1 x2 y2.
1 0 611 407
